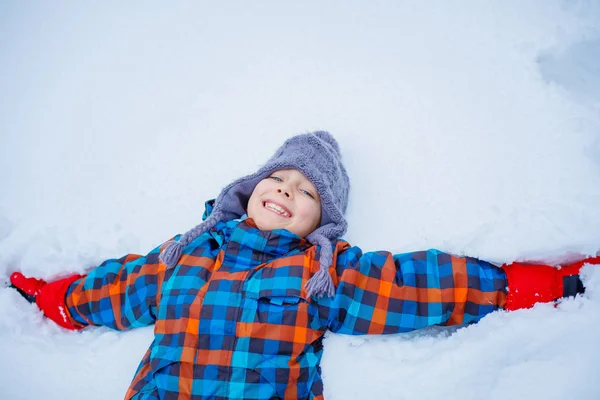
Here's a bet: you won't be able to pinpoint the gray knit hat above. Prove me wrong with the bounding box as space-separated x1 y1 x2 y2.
159 131 350 298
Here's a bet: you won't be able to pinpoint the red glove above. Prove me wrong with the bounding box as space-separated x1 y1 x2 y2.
9 272 84 330
503 256 600 311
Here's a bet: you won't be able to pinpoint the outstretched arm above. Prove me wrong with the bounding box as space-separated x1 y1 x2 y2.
327 245 598 335
10 236 180 330
327 247 507 335
65 240 173 330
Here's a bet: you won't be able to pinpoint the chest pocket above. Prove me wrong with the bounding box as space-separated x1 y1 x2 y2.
244 264 308 300
242 264 311 325
240 265 323 399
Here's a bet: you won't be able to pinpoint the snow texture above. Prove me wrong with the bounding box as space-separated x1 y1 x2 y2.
1 1 600 399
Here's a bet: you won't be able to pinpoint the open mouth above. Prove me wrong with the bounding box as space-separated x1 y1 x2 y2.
263 201 292 218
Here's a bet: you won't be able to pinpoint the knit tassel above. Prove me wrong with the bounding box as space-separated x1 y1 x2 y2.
305 266 335 299
159 241 184 268
159 211 222 269
305 233 336 298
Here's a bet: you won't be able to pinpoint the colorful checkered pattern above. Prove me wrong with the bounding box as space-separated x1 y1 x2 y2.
66 212 507 400
329 248 507 334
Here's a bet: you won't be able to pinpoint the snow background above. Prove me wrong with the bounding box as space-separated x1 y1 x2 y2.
1 1 600 399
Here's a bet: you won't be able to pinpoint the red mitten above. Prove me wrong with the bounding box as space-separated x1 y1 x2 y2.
9 272 84 330
502 256 600 311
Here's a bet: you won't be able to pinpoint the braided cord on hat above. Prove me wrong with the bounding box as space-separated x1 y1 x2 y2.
305 232 336 298
159 211 223 268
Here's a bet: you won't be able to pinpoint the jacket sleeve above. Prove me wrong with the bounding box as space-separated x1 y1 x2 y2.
64 236 179 330
327 247 508 335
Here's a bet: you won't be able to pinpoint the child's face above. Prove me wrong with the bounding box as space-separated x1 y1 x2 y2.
247 169 322 238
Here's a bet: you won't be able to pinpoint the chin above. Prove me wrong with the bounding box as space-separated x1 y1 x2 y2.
260 221 292 233
254 218 281 231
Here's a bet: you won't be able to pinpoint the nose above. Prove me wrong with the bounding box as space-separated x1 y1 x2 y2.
277 188 292 199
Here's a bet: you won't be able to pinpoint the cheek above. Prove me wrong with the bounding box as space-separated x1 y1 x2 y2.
248 182 270 207
296 201 321 225
247 190 265 216
247 198 258 217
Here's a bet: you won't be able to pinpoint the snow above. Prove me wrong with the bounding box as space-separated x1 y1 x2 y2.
1 1 600 399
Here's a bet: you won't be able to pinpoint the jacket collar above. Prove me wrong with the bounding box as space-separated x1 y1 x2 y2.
239 217 308 254
203 198 310 266
215 217 309 270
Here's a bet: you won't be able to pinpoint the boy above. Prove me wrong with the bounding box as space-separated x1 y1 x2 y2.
10 131 599 400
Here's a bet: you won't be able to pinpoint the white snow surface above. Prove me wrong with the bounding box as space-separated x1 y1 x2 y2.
1 1 600 399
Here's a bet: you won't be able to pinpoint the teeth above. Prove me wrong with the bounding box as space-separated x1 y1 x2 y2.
265 202 290 217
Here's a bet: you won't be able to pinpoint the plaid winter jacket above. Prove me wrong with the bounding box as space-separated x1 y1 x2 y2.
65 201 508 400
